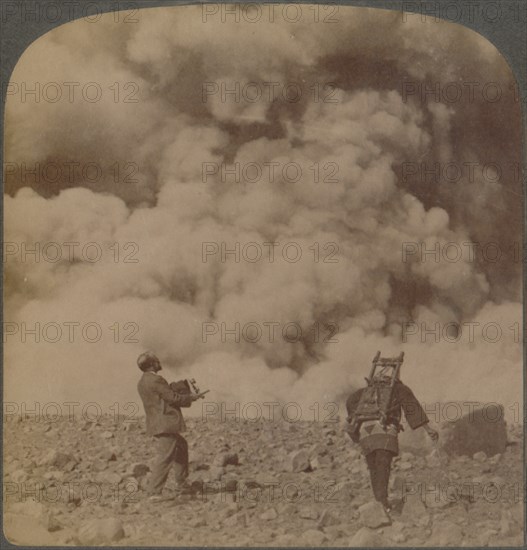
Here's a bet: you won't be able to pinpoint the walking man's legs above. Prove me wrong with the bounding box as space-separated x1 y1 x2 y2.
365 449 393 508
172 433 189 488
148 433 189 495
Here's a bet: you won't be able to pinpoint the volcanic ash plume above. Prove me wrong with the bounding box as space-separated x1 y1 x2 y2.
4 6 522 417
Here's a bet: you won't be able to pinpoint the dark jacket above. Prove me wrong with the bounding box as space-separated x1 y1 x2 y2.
137 372 192 436
346 380 429 455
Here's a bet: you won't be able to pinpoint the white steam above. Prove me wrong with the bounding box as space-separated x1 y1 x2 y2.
4 6 522 419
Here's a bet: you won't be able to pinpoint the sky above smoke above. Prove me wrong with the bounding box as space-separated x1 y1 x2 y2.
4 6 523 420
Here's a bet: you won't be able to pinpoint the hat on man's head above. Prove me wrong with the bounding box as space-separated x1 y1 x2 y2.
137 351 159 371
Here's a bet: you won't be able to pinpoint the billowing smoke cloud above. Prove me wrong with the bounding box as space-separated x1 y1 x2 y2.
4 6 522 418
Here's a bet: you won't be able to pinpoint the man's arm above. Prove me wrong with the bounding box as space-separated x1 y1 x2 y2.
399 384 438 441
152 376 194 407
346 389 363 420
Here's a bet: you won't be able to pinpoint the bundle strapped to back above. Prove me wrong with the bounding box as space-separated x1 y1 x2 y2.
348 351 404 435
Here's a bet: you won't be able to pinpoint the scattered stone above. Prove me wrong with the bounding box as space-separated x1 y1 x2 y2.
213 452 239 467
37 450 78 470
223 512 247 528
4 513 57 545
259 507 278 520
384 521 406 543
425 451 442 468
81 421 98 431
131 463 150 478
473 451 487 462
123 422 141 432
224 478 238 492
431 520 464 546
301 528 327 546
350 527 386 546
500 517 511 536
10 469 29 483
101 431 114 439
299 507 319 520
400 493 429 526
100 449 117 461
286 449 310 473
424 488 451 509
317 509 340 528
358 501 391 528
96 471 122 485
77 518 125 545
333 481 354 502
207 466 224 481
188 517 206 528
43 470 64 481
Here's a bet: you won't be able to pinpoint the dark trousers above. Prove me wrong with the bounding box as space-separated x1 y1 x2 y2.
365 449 393 506
148 433 188 495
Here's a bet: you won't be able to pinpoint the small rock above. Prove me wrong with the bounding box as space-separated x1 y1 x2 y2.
207 466 224 481
96 471 122 485
81 421 98 431
400 492 429 526
224 478 238 492
500 517 511 536
333 481 354 502
384 521 406 543
424 488 451 509
123 422 140 432
299 507 319 520
223 512 247 528
37 450 77 471
11 469 29 483
43 470 64 481
131 463 150 478
259 507 278 520
213 452 239 467
286 450 310 473
358 501 391 528
350 527 385 546
431 520 464 545
473 451 487 462
100 449 117 462
188 517 206 528
101 431 114 439
301 528 327 546
317 509 340 528
77 518 125 545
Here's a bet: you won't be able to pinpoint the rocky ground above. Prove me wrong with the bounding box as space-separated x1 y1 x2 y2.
3 413 524 547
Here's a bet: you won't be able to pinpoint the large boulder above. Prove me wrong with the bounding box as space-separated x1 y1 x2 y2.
400 402 507 457
441 403 507 457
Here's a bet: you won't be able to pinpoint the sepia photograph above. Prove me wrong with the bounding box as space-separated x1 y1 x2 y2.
2 2 525 547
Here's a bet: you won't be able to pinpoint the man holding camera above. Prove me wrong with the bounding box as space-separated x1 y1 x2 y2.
137 351 206 500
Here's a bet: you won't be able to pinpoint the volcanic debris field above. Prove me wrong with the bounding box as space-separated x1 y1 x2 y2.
3 412 524 546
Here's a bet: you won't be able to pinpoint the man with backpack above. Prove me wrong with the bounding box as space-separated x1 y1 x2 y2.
345 352 438 514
